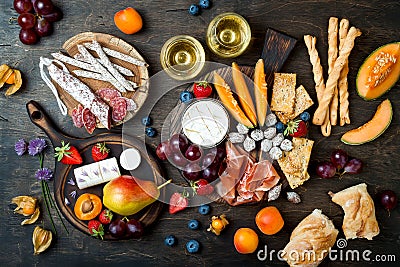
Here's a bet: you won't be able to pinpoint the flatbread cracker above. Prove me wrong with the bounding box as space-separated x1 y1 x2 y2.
286 172 310 189
270 73 296 113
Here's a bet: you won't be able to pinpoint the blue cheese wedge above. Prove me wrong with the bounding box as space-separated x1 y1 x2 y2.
74 157 120 189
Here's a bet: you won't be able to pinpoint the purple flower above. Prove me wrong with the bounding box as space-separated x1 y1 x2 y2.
15 139 27 156
35 168 53 181
28 138 47 156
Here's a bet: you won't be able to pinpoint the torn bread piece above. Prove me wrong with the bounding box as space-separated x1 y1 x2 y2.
282 209 338 267
270 73 296 114
329 183 379 240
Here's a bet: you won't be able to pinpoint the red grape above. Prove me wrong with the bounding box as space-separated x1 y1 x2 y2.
316 161 336 178
19 28 39 45
41 6 63 22
109 219 126 238
156 141 170 161
126 219 144 239
14 0 33 14
34 17 53 37
202 153 219 168
212 145 226 161
185 144 202 161
169 133 189 153
182 162 201 181
343 158 363 174
379 190 397 211
18 13 36 29
202 165 219 182
170 152 188 167
33 0 54 15
330 149 348 170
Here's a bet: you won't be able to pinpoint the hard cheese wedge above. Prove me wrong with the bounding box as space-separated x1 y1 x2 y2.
74 157 120 189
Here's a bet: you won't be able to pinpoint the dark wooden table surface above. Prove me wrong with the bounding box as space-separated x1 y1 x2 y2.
1 0 399 266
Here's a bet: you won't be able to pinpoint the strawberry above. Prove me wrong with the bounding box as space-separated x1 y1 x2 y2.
88 220 104 240
54 141 83 165
193 82 213 98
91 142 110 162
191 179 214 196
169 192 189 214
284 120 308 137
98 209 113 224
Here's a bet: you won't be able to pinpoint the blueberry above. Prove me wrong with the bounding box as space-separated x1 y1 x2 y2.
188 219 200 230
275 122 285 133
188 4 200 16
199 0 211 9
300 111 311 122
186 239 200 253
180 91 194 103
141 116 152 126
198 204 210 215
164 235 176 246
145 127 157 137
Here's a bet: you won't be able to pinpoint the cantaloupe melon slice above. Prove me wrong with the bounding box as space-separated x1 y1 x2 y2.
341 99 392 145
254 59 268 126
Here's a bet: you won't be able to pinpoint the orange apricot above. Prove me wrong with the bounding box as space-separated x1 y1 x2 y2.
74 193 102 220
233 228 259 254
255 206 284 235
114 7 143 35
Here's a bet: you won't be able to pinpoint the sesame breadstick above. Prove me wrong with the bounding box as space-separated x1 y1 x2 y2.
338 19 351 126
304 35 331 136
312 27 361 125
328 17 339 126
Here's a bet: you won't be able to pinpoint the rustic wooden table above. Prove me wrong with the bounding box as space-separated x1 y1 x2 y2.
1 0 399 266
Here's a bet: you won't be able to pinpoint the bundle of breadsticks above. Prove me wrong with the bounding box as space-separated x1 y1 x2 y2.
304 17 361 136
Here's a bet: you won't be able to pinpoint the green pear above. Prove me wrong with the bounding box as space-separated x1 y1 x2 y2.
103 175 160 216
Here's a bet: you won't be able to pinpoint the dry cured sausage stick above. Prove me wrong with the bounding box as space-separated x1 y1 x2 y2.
51 52 98 73
312 27 361 125
47 63 111 129
73 70 138 88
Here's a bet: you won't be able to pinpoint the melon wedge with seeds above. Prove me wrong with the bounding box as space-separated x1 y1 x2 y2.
341 99 392 145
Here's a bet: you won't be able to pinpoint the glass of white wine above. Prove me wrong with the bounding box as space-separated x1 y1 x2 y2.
206 12 251 58
160 35 205 80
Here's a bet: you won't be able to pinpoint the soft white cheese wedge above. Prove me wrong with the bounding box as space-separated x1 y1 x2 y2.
74 157 120 189
182 99 229 147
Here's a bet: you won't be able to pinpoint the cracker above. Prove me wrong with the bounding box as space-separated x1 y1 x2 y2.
270 73 296 113
286 172 310 189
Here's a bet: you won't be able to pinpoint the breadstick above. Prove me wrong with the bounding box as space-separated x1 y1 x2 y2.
304 35 331 136
338 19 351 126
312 27 361 125
328 17 339 126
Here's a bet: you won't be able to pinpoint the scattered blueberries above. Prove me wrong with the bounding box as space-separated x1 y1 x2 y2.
145 127 157 137
188 4 200 16
198 204 210 215
180 91 194 103
199 0 211 9
164 235 177 246
275 121 285 133
141 116 152 126
188 219 200 230
186 239 200 253
300 111 311 122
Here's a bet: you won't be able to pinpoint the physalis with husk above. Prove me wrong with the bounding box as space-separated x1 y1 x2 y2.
11 196 40 225
207 214 229 236
33 226 52 255
0 64 23 96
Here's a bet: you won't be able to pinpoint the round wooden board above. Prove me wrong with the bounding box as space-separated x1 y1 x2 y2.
56 32 149 128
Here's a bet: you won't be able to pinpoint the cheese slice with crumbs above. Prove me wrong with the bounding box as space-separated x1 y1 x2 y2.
270 73 296 114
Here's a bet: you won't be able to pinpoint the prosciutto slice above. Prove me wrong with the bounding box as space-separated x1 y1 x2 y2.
217 141 280 206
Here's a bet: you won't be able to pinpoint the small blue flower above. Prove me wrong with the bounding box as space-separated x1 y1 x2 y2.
15 139 27 156
145 127 157 137
164 235 176 247
180 91 193 103
35 168 53 181
188 4 200 16
198 204 210 215
67 178 76 186
199 0 211 9
188 219 200 230
186 239 200 253
141 116 152 126
28 138 47 156
69 190 77 199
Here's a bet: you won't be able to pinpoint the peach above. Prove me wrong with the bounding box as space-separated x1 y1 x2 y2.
255 206 284 235
233 228 259 254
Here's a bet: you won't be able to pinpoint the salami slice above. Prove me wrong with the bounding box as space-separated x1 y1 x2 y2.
122 97 137 111
71 105 84 128
96 88 122 103
82 108 96 134
110 97 127 122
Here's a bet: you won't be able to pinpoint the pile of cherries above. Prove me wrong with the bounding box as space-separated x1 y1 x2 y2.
316 149 363 179
156 133 226 183
14 0 63 45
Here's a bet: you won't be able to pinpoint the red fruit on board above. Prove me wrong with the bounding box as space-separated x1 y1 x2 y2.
88 220 104 240
193 82 213 98
169 192 188 214
285 120 308 137
54 141 83 165
192 179 214 196
91 142 110 162
98 209 113 225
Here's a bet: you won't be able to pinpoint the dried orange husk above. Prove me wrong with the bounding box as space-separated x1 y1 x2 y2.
5 69 22 96
32 226 52 255
0 65 13 89
11 195 38 216
21 207 40 225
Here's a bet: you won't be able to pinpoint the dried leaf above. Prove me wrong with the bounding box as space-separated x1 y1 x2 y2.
21 207 40 225
33 226 52 255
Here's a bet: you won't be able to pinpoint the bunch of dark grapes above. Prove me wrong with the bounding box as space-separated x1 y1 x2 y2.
316 149 363 179
14 0 63 45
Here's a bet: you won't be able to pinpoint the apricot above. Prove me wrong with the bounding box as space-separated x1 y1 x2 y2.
114 7 143 35
74 193 102 220
233 228 259 254
255 206 284 235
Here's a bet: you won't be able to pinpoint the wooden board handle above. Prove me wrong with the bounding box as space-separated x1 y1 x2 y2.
26 100 77 146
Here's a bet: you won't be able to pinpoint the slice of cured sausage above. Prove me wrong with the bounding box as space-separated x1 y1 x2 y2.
96 88 122 103
110 97 127 122
82 108 96 134
71 104 84 128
